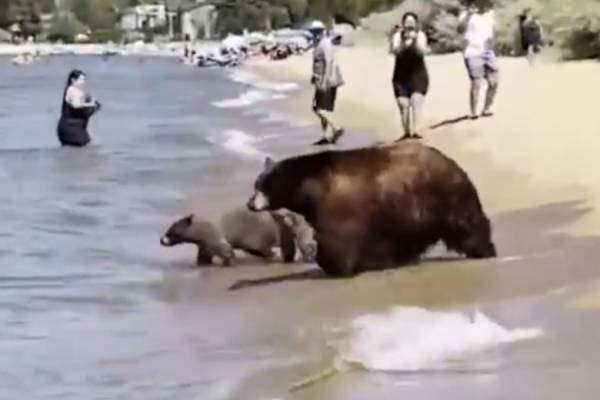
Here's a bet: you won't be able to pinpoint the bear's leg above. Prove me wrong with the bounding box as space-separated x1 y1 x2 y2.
272 212 298 263
298 241 317 263
279 225 297 263
316 236 361 278
443 215 497 259
217 243 235 266
196 246 213 266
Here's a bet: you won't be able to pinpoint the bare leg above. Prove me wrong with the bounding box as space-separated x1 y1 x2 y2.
409 93 425 138
482 71 499 116
527 45 536 66
312 107 339 144
469 79 483 118
312 107 332 144
396 96 411 139
320 110 338 140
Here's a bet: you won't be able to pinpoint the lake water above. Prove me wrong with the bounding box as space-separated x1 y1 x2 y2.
1 55 599 400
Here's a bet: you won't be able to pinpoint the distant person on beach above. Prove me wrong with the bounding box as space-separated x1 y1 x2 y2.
459 0 498 119
311 31 345 146
389 12 430 140
519 10 544 66
183 34 191 60
57 69 101 147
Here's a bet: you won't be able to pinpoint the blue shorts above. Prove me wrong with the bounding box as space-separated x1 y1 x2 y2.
464 52 499 80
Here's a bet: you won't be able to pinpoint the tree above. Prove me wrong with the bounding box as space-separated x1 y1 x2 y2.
71 0 92 26
47 11 88 42
0 0 10 28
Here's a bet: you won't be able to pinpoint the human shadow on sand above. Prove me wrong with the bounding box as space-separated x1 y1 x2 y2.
428 115 471 130
228 200 600 291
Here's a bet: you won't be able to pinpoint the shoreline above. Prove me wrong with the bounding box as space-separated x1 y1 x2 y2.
0 41 220 57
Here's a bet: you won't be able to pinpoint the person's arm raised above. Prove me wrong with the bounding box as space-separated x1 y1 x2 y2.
416 31 430 54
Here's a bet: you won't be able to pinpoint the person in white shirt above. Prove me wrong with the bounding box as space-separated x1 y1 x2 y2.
459 0 498 119
311 31 345 146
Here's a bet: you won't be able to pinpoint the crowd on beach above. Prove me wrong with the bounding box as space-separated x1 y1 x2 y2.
179 21 334 68
310 0 547 145
53 0 547 150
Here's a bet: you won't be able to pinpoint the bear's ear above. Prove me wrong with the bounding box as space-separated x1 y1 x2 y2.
264 156 275 170
183 214 194 225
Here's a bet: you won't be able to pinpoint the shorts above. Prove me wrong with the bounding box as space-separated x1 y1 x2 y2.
313 87 337 112
464 52 499 80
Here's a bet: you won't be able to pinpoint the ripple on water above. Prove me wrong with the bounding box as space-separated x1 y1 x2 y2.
40 209 104 229
77 198 110 208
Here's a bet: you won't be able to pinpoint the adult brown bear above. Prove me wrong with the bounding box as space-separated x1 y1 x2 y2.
247 142 496 277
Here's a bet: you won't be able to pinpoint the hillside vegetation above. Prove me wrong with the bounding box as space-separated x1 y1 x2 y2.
1 0 599 59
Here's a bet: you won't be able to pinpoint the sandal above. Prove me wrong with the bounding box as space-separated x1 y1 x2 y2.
312 138 330 146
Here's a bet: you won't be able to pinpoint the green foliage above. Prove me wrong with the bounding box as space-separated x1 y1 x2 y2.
47 11 88 42
489 0 600 59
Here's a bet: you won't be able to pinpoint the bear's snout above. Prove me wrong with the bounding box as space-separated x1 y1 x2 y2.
160 236 171 246
247 197 257 211
247 191 269 211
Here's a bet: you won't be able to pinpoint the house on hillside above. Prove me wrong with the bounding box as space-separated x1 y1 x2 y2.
166 0 217 40
118 4 168 32
116 0 217 41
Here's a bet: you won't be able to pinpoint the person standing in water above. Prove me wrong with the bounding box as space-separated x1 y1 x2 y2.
311 30 345 146
57 69 101 147
389 12 430 140
459 0 498 119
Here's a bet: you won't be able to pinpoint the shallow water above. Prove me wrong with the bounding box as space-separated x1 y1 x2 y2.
2 55 600 400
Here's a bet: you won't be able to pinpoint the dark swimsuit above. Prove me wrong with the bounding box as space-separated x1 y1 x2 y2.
392 31 429 98
57 95 98 147
521 20 542 53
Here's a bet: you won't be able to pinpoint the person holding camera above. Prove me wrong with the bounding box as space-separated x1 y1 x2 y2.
459 0 498 119
389 12 430 140
57 69 102 147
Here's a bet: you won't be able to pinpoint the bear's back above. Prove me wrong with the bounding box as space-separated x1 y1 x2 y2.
188 218 224 244
284 142 471 194
220 208 278 248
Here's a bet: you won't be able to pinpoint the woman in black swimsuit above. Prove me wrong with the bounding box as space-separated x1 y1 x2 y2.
57 69 101 147
389 12 429 140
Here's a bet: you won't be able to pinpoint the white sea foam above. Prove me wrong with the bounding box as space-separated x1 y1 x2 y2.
228 70 300 92
221 129 269 160
212 90 285 109
257 112 312 128
339 306 543 372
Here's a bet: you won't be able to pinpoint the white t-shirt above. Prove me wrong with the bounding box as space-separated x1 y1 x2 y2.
462 10 495 57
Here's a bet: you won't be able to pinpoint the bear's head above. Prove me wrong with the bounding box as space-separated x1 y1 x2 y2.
247 156 279 212
160 214 194 246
